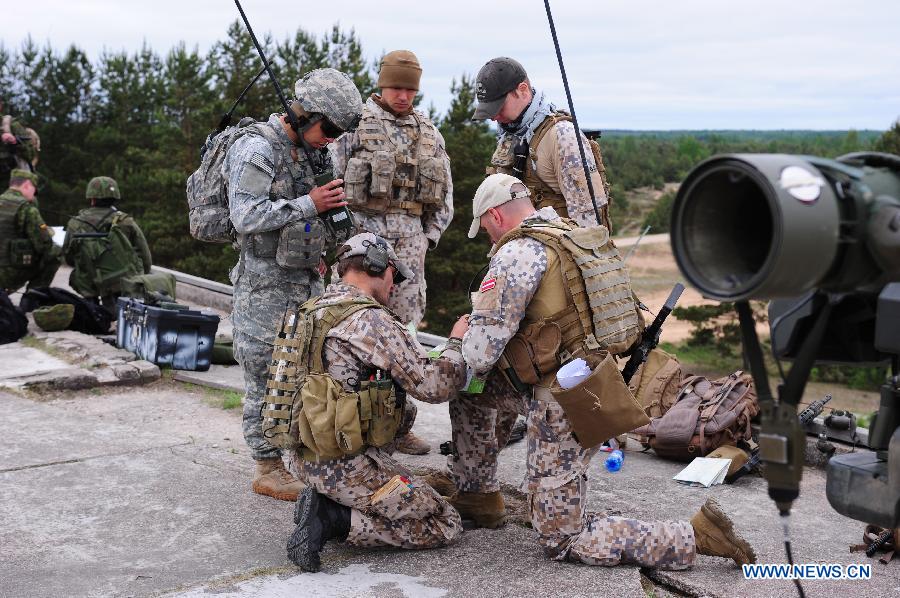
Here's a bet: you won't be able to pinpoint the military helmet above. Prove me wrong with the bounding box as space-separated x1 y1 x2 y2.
86 176 120 200
293 68 363 133
33 304 75 332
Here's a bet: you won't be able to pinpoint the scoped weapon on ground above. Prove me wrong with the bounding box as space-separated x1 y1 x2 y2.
670 151 900 527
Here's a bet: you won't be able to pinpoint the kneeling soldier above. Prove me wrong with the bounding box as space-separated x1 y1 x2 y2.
264 232 469 571
449 174 756 569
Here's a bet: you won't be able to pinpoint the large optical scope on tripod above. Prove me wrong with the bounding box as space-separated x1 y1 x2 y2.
670 151 900 526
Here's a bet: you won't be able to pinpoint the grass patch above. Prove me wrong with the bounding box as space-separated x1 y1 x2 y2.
660 341 743 377
19 335 69 362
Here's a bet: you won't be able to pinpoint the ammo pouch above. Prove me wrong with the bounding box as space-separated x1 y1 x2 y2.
360 378 404 448
343 157 371 208
549 352 650 450
370 151 396 199
275 218 325 270
501 320 563 387
8 238 35 266
416 156 446 206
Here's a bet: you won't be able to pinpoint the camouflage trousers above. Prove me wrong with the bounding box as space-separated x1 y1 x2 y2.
0 252 60 294
290 404 460 549
448 374 696 569
233 330 281 461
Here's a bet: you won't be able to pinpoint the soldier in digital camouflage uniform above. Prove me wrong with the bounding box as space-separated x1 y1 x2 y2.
224 68 363 502
62 176 152 313
446 174 756 569
285 232 468 571
473 57 611 230
330 50 453 329
330 50 454 456
0 169 60 294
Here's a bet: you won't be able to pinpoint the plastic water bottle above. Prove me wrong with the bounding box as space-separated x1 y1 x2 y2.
605 449 624 473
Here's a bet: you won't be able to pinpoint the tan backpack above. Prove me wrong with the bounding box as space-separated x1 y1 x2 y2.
632 370 758 461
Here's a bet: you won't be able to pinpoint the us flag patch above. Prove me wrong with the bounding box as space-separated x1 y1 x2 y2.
480 278 496 293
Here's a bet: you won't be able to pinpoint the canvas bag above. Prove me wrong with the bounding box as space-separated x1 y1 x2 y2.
632 370 758 461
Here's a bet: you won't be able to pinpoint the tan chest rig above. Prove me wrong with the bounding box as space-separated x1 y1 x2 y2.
495 220 643 389
487 113 612 228
261 296 405 461
341 106 447 217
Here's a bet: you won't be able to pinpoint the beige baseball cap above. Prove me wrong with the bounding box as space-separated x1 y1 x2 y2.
467 173 531 238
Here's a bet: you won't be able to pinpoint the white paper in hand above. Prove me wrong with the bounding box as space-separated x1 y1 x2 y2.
557 358 592 389
673 457 733 488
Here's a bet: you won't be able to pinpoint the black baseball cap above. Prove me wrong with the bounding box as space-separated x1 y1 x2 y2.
472 57 528 120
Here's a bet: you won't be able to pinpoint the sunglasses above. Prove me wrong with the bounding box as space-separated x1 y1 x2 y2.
320 117 345 139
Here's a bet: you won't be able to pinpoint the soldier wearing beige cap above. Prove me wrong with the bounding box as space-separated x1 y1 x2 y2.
330 50 455 455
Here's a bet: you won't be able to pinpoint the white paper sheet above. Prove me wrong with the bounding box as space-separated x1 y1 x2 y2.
673 457 732 487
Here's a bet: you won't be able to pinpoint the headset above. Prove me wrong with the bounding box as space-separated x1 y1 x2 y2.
337 237 407 284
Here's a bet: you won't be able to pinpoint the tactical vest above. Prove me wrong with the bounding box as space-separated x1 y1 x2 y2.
342 105 447 217
241 120 325 271
495 219 642 387
0 191 32 268
262 296 405 461
487 112 612 228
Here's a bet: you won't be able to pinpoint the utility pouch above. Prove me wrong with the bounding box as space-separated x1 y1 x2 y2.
550 352 650 449
276 219 325 270
369 474 441 520
363 378 402 448
416 156 445 205
251 232 277 258
334 392 365 455
343 157 371 207
501 321 563 386
296 373 345 460
8 238 34 266
370 151 396 199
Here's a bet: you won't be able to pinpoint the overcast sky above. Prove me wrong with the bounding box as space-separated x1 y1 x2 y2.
5 0 899 130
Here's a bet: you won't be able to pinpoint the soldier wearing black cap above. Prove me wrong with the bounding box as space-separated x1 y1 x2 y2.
473 57 612 230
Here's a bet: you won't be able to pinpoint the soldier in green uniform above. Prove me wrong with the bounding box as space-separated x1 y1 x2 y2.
0 169 60 293
62 176 152 313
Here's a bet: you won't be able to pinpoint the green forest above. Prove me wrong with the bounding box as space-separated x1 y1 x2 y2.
3 23 899 332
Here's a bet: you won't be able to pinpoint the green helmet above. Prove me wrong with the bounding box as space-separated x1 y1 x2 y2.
33 304 75 332
293 68 363 133
86 176 120 200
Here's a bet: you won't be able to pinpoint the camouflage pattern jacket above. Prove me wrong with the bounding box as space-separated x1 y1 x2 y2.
62 206 152 273
0 188 57 267
462 207 562 376
224 113 330 284
330 97 454 247
319 282 465 399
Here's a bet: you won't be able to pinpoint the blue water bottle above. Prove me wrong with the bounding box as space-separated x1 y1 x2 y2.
605 449 624 473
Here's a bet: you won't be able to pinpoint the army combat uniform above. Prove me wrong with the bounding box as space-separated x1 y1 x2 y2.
287 282 465 548
0 186 60 293
452 206 696 568
225 112 334 462
331 96 453 326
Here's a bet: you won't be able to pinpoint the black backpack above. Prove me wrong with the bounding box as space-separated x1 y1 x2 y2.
19 287 112 334
0 289 28 344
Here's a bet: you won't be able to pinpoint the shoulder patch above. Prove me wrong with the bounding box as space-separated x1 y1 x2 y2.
248 152 275 177
480 277 496 293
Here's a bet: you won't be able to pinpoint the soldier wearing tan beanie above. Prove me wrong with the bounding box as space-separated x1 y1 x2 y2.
330 50 455 456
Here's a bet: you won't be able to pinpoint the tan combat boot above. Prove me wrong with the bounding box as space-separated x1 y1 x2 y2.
419 470 457 497
252 457 306 502
691 497 757 565
395 431 431 455
450 490 507 529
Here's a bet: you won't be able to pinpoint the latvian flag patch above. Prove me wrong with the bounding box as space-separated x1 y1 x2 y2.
480 277 496 293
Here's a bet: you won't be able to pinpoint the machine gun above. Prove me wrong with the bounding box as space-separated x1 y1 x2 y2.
726 395 833 484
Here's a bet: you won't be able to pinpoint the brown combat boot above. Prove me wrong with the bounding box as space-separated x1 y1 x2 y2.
419 470 457 497
450 490 507 529
691 497 757 565
395 431 431 455
252 457 306 502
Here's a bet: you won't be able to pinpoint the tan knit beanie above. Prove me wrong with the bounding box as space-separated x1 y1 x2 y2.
377 50 422 91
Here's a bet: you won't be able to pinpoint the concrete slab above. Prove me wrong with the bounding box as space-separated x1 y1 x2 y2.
1 386 897 598
0 344 70 379
174 364 244 393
